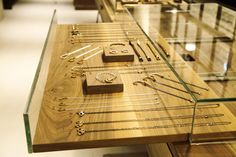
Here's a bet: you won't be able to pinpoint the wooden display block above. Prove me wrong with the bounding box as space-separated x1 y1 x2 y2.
85 71 124 94
103 44 134 62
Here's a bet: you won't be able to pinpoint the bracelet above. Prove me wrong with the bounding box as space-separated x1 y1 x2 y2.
109 49 129 54
109 49 119 54
95 72 117 83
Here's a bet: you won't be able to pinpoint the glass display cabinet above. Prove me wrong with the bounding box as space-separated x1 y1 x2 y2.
23 3 236 156
127 3 236 144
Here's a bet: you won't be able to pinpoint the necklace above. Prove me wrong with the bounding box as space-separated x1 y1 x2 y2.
57 92 159 101
70 66 187 78
133 81 194 103
56 101 160 112
75 113 224 127
143 76 201 95
151 73 209 91
71 63 186 77
76 121 230 136
58 97 159 106
75 104 220 117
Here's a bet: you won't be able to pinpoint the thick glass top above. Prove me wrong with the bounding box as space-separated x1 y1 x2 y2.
128 3 236 102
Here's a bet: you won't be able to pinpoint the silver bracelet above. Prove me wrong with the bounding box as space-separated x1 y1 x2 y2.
95 72 117 83
109 49 118 54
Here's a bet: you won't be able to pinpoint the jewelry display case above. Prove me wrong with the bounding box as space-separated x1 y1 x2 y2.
127 3 236 144
23 3 236 156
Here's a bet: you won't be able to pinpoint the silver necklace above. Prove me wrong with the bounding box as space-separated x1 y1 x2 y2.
133 81 194 103
75 113 224 127
143 76 201 95
151 73 209 91
76 121 230 136
71 64 186 77
56 92 159 101
58 97 159 106
56 101 160 112
75 104 220 117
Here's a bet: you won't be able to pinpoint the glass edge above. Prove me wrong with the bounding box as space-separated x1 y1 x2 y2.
23 9 57 153
24 9 57 113
23 113 33 153
197 97 236 103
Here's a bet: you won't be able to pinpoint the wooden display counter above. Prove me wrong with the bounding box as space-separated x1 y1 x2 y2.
24 2 236 155
26 21 236 153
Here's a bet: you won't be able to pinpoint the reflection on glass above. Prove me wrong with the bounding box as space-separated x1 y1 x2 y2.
128 3 236 99
128 3 236 144
185 43 196 52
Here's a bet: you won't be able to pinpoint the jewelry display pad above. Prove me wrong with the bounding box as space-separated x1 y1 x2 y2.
103 43 135 62
25 20 236 153
85 71 124 94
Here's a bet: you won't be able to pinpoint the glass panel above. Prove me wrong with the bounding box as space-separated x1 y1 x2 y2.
127 3 236 144
127 3 236 101
190 101 236 144
23 10 57 153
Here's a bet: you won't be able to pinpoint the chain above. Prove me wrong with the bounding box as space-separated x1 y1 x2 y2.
133 81 194 103
56 101 160 112
75 104 220 117
76 121 231 136
58 96 159 106
71 64 186 78
151 73 209 91
71 60 183 71
75 113 224 127
143 76 201 95
57 92 159 101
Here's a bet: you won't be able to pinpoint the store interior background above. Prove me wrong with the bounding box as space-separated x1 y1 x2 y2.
0 0 148 156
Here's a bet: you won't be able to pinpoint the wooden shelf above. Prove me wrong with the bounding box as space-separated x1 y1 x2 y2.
27 23 236 152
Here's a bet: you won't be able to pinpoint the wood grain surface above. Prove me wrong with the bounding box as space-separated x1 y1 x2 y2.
29 23 236 152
